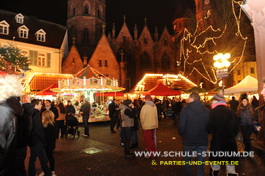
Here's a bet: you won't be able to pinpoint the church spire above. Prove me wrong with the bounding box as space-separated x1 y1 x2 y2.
112 23 116 39
123 15 126 24
134 24 138 40
154 26 159 42
144 17 147 25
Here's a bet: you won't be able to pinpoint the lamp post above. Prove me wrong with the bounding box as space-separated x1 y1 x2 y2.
213 53 231 94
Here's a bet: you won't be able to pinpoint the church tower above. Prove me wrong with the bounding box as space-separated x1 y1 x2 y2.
194 0 214 30
67 0 106 58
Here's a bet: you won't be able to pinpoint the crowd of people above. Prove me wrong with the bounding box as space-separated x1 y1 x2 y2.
1 73 265 176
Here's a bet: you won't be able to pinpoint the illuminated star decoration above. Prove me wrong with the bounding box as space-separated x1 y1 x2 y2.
179 0 248 84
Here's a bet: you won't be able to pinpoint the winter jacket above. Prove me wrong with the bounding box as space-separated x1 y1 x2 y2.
120 104 134 127
80 102 91 117
16 103 33 149
108 102 116 117
208 105 239 161
43 123 57 150
0 97 23 176
238 106 253 126
29 109 46 147
178 100 209 146
140 101 158 130
42 105 59 120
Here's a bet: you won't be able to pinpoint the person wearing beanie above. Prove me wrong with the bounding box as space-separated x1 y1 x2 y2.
208 93 239 176
237 97 254 152
178 93 209 176
140 94 158 158
119 99 136 159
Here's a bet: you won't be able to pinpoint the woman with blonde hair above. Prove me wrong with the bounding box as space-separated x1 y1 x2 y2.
237 97 254 152
40 110 57 176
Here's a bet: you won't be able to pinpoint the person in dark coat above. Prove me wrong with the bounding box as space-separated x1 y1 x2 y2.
131 99 140 149
42 100 59 138
65 101 77 133
208 93 239 176
237 97 254 152
41 110 57 176
178 93 210 176
228 96 239 112
80 99 91 137
0 74 24 176
108 99 117 133
10 101 33 176
28 99 51 176
0 97 23 175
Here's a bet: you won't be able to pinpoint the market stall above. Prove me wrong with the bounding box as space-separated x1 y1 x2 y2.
52 65 125 122
224 75 258 95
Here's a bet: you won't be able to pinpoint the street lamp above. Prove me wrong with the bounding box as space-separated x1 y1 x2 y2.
213 53 231 94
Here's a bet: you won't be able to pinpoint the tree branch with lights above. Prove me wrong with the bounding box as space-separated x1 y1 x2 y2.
178 0 254 85
0 44 30 74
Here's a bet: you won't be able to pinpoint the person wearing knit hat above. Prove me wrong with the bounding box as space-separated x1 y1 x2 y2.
140 94 158 158
208 93 239 176
237 97 254 153
119 99 136 159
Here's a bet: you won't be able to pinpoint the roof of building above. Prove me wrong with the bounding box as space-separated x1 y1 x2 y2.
0 9 67 49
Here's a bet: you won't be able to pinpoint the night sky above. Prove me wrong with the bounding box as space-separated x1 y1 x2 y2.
0 0 195 34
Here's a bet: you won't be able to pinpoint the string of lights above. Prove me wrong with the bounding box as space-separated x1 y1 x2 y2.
179 0 248 85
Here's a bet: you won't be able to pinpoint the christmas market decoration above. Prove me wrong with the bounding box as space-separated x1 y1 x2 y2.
179 0 252 84
0 44 29 74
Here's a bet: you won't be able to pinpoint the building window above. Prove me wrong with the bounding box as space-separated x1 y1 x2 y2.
105 60 108 67
0 20 9 35
144 37 148 44
35 29 46 42
238 80 241 83
98 9 101 18
83 28 89 43
99 60 102 67
84 4 89 14
29 50 50 67
237 70 241 75
250 67 255 74
73 8 76 16
18 25 29 39
15 13 24 24
123 36 126 43
164 37 168 45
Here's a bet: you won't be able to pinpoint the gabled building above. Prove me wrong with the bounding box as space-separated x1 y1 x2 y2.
0 9 68 74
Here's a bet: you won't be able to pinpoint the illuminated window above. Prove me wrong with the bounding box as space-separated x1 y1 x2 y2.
0 20 9 35
35 29 46 42
18 25 29 39
15 13 24 24
237 70 241 75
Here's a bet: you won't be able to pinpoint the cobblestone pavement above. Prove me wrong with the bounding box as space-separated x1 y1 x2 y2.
28 119 265 176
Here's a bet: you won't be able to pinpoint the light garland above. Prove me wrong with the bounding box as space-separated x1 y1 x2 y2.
178 0 248 85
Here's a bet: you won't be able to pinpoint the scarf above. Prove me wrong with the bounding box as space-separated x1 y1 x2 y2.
211 101 227 109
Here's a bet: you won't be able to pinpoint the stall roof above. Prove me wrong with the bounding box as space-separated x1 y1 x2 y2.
224 75 258 94
143 83 181 96
27 73 73 92
36 83 58 96
132 73 197 93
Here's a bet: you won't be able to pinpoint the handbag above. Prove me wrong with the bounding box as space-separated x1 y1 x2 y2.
253 121 261 133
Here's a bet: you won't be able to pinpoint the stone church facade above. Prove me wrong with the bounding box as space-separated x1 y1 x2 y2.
63 0 177 91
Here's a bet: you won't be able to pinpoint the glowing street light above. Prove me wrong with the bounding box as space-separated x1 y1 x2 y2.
213 53 231 94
